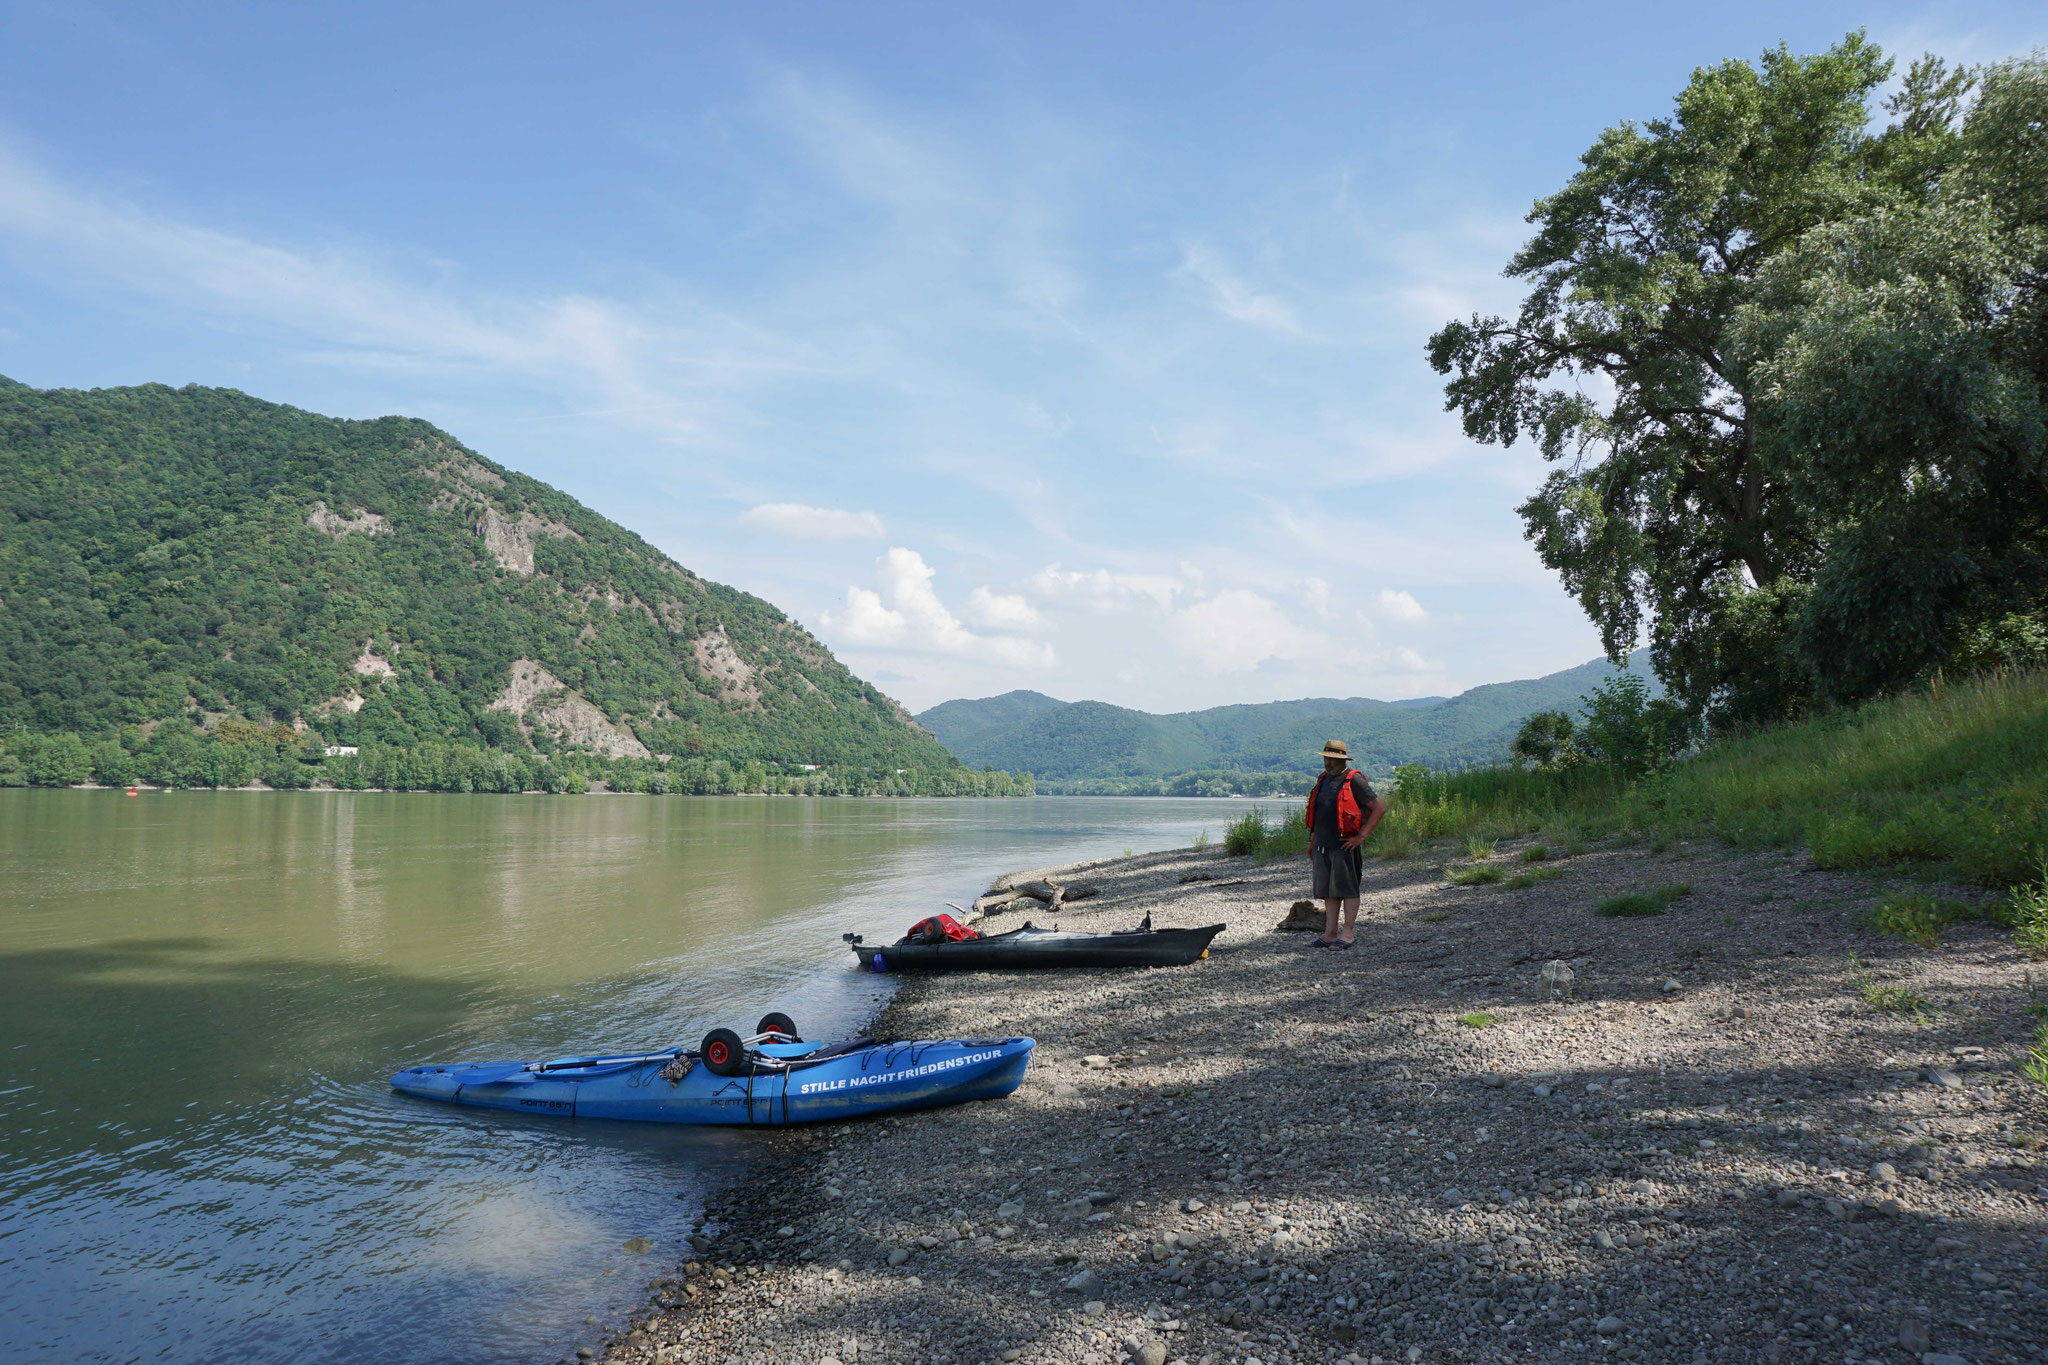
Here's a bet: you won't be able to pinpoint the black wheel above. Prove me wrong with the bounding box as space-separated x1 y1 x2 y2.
756 1011 800 1042
700 1027 747 1077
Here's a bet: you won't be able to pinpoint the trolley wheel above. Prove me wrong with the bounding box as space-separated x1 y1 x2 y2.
700 1027 748 1077
756 1011 800 1042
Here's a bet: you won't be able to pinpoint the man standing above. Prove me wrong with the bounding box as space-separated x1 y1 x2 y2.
1303 740 1386 949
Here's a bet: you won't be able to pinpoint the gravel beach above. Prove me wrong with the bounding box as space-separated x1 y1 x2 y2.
588 835 2047 1365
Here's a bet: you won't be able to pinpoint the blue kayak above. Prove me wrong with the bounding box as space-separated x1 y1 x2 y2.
391 1035 1034 1126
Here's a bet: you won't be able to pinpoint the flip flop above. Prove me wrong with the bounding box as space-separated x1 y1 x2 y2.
1331 938 1355 950
1309 937 1335 949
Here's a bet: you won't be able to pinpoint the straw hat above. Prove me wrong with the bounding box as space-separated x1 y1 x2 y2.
1317 739 1349 760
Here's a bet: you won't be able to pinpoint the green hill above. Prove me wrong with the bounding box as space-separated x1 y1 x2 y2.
918 653 1655 791
0 376 1005 794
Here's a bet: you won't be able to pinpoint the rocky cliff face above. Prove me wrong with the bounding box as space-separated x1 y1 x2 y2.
0 376 950 772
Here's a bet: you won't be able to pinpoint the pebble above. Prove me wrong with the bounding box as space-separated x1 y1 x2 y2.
1081 1299 1106 1317
1135 1343 1167 1365
1184 1198 1204 1213
1870 1161 1898 1185
1480 1072 1505 1088
1661 978 1682 993
886 1248 909 1267
1064 1269 1105 1297
1926 1067 1962 1089
1898 1319 1931 1352
1596 1315 1624 1334
1533 1083 1552 1098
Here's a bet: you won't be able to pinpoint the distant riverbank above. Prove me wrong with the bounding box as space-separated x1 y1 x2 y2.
0 730 1032 798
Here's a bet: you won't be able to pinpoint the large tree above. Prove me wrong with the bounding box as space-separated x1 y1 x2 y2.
1731 55 2048 699
1427 35 1981 720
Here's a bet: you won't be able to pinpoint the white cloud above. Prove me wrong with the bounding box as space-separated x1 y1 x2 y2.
825 547 1053 668
1168 589 1327 673
1024 562 1192 612
1178 244 1306 337
964 585 1040 630
1373 588 1428 625
736 502 885 540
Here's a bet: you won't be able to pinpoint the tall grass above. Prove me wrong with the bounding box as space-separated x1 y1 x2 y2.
1379 670 2048 891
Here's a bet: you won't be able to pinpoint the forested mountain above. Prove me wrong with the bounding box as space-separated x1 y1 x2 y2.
0 377 989 791
918 652 1655 790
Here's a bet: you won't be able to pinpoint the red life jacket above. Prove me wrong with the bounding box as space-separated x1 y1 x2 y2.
1304 768 1367 840
906 913 979 944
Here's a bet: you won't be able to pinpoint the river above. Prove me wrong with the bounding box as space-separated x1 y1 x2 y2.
0 790 1268 1364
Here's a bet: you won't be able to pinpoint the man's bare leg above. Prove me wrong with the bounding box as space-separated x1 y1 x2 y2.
1320 897 1342 945
1337 896 1361 944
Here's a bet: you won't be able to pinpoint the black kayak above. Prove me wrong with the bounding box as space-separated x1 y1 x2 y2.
846 920 1224 972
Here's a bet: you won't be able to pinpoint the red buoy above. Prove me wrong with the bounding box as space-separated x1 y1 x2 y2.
127 787 138 796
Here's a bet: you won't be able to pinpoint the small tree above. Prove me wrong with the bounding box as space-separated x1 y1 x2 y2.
1575 675 1692 775
1511 710 1579 769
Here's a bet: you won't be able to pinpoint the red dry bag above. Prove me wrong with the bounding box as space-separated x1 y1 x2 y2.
906 913 979 944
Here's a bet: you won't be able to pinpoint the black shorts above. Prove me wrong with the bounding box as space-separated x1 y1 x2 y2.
1312 843 1363 900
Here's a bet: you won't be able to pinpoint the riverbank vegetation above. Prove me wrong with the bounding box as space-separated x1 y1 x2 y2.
1219 666 2048 958
0 726 1033 797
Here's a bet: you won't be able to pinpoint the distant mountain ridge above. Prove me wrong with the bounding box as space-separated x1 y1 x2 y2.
918 652 1655 790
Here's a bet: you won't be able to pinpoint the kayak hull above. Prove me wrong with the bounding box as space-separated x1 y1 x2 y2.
853 922 1224 972
391 1037 1033 1126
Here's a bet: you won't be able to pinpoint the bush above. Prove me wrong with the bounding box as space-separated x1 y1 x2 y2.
1511 711 1578 769
2012 871 2048 960
1868 893 1978 948
1223 809 1270 856
1449 866 1504 886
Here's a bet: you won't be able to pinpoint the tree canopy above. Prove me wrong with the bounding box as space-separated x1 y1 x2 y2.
1429 34 2048 725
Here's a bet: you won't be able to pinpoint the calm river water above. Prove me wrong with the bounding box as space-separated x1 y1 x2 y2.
0 790 1264 1365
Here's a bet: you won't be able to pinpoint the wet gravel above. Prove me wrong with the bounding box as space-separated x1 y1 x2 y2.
585 837 2047 1365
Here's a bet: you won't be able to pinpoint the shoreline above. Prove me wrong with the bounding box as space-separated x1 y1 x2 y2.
589 837 2045 1365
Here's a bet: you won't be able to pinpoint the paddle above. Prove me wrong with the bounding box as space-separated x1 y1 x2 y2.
444 1049 684 1086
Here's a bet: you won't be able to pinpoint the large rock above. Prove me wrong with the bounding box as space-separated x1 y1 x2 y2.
1538 959 1576 999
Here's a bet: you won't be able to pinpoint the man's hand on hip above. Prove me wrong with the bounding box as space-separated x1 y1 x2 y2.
1341 832 1366 851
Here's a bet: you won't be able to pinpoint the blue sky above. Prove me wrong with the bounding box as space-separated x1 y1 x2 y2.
3 3 2044 713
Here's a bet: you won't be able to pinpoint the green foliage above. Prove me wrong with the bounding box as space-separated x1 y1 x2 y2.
1414 669 2048 892
1510 710 1576 769
1504 868 1564 890
1457 1012 1497 1029
1867 893 1979 947
0 377 1017 795
1222 809 1270 856
2012 870 2048 960
1464 835 1495 860
1598 884 1692 917
1575 674 1693 776
1860 980 1932 1018
2022 1022 2048 1095
1522 844 1551 862
1429 34 2048 725
1448 865 1504 886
